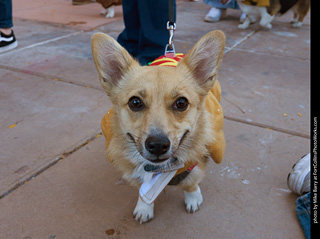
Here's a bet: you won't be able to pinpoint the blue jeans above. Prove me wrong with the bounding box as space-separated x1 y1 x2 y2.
203 0 240 9
0 0 13 28
117 0 175 65
296 192 311 239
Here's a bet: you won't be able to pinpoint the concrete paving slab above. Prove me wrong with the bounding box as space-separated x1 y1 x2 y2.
6 0 309 94
0 30 102 90
11 18 78 49
0 0 311 238
1 34 309 139
13 0 123 31
173 2 310 56
173 4 258 52
219 49 310 137
0 68 111 197
236 25 310 60
0 120 308 239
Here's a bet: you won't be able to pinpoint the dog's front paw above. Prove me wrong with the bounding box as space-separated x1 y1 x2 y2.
133 197 154 224
106 12 115 18
105 6 115 18
260 23 272 29
184 186 203 213
266 23 272 29
238 23 249 29
291 21 302 28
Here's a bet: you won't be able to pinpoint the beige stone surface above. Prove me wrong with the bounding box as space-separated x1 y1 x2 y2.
0 0 310 238
0 121 308 238
13 0 123 31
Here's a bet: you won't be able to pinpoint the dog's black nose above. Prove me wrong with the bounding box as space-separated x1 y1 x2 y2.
145 134 170 158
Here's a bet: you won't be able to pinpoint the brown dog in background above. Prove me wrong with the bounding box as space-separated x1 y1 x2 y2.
233 0 310 29
96 0 122 18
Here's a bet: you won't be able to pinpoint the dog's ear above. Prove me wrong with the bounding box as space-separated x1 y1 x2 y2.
178 30 225 93
91 33 139 96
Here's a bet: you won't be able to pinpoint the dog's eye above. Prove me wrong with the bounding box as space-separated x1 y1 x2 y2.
128 96 144 111
173 97 188 111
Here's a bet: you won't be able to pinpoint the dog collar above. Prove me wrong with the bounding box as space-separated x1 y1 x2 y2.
143 159 198 184
168 162 198 185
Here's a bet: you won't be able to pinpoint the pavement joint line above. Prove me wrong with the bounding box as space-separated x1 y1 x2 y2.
222 95 246 114
224 30 257 54
0 31 83 57
230 47 310 61
0 116 308 200
224 115 309 139
0 115 308 201
173 30 257 55
0 64 104 91
0 132 103 200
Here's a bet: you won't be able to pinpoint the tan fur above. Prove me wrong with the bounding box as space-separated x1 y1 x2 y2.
267 0 310 18
290 0 310 27
96 0 122 18
92 31 226 222
96 0 122 9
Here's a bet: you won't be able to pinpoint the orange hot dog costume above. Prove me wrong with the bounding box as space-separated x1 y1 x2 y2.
242 0 270 7
101 54 225 177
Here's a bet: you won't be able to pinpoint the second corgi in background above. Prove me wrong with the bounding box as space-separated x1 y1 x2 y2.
228 0 310 29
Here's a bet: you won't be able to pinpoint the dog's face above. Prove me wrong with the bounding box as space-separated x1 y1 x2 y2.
92 31 225 168
110 66 205 164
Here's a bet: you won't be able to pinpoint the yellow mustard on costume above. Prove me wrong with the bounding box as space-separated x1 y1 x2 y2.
101 54 225 176
242 0 270 7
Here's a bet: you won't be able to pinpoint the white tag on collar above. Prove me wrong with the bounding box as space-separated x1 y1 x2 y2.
139 161 184 204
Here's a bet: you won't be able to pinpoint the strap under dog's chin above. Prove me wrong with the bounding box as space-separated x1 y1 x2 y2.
144 164 161 172
143 157 179 172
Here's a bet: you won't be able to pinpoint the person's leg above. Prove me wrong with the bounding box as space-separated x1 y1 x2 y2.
296 192 311 239
136 0 174 65
0 0 18 53
203 0 240 22
287 154 311 239
0 0 13 29
117 0 140 58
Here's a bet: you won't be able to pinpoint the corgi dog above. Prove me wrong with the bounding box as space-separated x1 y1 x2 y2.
233 0 310 29
91 30 226 223
96 0 122 18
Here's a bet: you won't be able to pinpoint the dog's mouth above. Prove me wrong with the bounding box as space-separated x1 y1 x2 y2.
147 157 170 163
127 133 136 144
144 157 178 172
127 130 189 171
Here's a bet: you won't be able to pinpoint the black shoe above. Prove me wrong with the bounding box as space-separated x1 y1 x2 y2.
0 30 18 53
